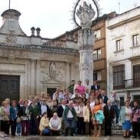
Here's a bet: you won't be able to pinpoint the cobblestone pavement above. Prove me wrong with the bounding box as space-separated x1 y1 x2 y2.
0 136 137 140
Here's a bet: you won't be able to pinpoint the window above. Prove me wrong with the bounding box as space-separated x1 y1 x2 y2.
93 72 101 81
132 34 139 47
133 95 140 105
116 39 123 51
113 65 125 89
93 73 98 81
93 49 101 60
120 96 125 106
94 30 101 40
133 64 140 87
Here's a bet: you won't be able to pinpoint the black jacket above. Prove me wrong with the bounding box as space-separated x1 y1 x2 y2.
91 85 100 91
57 105 65 118
103 105 115 120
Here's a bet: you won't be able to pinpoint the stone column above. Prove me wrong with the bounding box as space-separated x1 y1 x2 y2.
78 29 94 87
30 60 36 95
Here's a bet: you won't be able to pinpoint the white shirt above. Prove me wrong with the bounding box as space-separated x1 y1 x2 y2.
125 107 132 120
41 105 47 115
49 117 61 130
90 101 95 110
67 110 73 118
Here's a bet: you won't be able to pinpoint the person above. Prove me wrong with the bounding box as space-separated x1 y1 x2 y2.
29 99 40 135
57 99 66 135
1 100 10 135
39 99 52 119
71 89 82 99
101 89 108 104
83 100 92 136
76 81 86 97
103 100 115 136
49 113 61 136
89 95 95 110
119 100 132 138
92 99 104 137
20 100 30 136
132 101 140 138
110 91 120 124
51 100 58 114
68 80 75 94
91 81 100 91
10 100 18 136
63 100 77 136
39 112 50 135
127 96 134 108
99 98 106 110
77 99 85 135
85 79 91 93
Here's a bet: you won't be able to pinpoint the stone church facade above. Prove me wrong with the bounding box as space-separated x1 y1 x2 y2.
0 9 79 102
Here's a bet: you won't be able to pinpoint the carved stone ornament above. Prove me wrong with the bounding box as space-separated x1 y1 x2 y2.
76 1 95 29
41 62 64 82
6 35 17 44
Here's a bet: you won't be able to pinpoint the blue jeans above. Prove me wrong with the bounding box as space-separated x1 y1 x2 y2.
113 105 119 124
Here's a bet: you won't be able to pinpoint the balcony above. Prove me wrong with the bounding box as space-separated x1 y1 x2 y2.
113 79 140 90
124 79 140 89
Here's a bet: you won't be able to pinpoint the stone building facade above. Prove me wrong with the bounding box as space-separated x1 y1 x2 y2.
106 7 140 105
0 9 79 102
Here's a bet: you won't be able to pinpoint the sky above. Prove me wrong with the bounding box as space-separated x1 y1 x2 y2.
0 0 140 38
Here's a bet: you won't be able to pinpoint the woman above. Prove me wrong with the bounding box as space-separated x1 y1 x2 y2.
119 100 132 138
132 101 140 138
83 100 92 136
1 100 10 135
92 99 104 137
39 112 50 135
21 100 30 136
99 98 106 110
10 100 18 136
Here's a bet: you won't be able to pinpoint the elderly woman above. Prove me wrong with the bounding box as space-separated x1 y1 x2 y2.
49 112 61 136
83 100 92 136
119 100 132 138
1 100 10 135
39 112 50 135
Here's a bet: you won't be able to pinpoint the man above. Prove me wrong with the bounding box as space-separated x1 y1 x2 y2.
38 99 52 119
57 99 67 135
101 89 108 104
110 91 120 124
63 100 77 136
91 80 100 91
49 113 61 136
104 100 115 136
29 99 40 135
68 80 75 94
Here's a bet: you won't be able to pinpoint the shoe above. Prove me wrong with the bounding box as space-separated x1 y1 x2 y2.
123 136 127 138
132 136 137 138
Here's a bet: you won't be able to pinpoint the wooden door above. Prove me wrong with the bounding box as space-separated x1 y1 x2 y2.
0 75 20 104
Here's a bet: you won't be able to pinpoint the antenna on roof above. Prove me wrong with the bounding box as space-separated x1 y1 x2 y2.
9 0 11 9
118 2 120 14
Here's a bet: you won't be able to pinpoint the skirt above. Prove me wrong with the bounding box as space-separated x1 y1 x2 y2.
122 120 131 130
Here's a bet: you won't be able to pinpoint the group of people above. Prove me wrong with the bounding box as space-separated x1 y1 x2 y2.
0 79 139 138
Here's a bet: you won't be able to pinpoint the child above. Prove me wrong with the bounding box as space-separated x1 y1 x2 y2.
16 117 21 136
